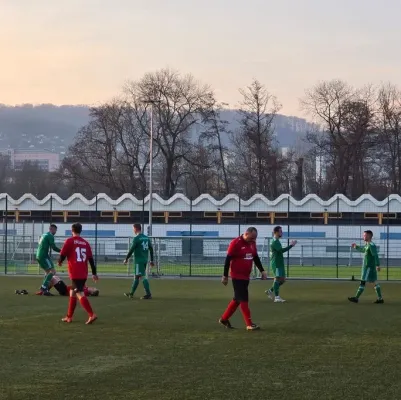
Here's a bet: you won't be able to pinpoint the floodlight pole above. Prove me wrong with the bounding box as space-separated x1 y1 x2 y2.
141 99 159 238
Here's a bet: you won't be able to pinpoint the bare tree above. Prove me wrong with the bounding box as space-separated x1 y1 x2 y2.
125 68 216 198
342 94 377 198
201 104 231 196
301 80 376 199
8 162 58 198
375 83 401 193
301 80 353 196
63 101 153 198
230 79 285 197
180 141 217 197
0 155 12 193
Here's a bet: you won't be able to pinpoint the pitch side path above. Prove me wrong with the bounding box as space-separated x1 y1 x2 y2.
1 277 401 400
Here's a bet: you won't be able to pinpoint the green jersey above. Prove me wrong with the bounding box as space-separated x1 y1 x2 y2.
126 233 154 264
355 242 380 269
36 232 60 259
270 237 293 270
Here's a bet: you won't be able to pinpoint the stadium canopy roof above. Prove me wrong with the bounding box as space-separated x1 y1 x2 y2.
0 193 400 213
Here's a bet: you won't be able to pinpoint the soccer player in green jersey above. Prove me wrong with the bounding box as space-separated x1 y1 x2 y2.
123 224 154 299
35 224 61 296
265 226 297 303
348 230 384 304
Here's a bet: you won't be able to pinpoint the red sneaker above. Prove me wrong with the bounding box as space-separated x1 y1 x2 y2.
35 290 43 296
61 316 72 323
85 314 97 325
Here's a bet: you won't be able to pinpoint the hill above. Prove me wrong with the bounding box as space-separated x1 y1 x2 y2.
0 104 315 153
0 104 89 155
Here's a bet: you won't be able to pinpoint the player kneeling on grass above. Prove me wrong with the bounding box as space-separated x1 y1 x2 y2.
219 227 267 331
266 226 297 303
35 224 61 296
58 223 99 324
348 230 384 304
49 275 99 297
123 224 154 299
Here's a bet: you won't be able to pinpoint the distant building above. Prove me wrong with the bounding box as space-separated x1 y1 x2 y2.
0 148 60 172
315 154 326 182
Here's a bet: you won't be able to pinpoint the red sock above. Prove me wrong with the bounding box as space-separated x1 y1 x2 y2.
79 296 94 317
222 300 239 321
83 287 89 296
67 296 77 318
240 302 252 326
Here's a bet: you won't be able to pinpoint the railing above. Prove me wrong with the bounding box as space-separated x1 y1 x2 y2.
1 235 400 280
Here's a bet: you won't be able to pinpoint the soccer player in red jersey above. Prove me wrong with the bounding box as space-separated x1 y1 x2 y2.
219 227 267 331
58 223 99 325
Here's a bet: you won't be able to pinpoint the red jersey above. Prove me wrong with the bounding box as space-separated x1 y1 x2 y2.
60 236 93 280
227 236 258 280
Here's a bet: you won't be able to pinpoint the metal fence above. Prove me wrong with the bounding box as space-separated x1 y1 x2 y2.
1 235 401 280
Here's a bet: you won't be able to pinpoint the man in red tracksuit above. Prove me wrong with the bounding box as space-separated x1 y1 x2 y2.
219 227 267 331
58 223 99 325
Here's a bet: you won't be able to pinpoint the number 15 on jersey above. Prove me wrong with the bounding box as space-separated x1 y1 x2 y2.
75 247 87 262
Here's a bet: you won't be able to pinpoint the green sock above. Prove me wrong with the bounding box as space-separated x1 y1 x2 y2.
270 281 283 292
374 284 382 299
143 278 151 296
130 279 140 295
273 280 280 296
41 272 54 290
355 285 365 298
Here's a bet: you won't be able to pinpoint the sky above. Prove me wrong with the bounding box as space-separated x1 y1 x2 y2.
1 0 401 117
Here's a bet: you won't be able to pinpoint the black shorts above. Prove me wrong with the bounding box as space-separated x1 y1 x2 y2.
232 279 249 302
71 279 87 293
54 280 68 296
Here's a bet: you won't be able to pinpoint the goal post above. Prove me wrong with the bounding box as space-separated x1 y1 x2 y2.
348 245 353 267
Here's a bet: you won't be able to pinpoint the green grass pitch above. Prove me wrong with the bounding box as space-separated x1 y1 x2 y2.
1 277 401 399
